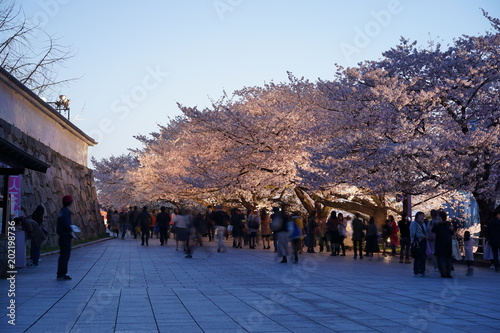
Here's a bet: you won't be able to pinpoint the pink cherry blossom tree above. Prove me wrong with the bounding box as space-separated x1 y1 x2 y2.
91 154 140 208
172 76 323 210
93 13 499 229
305 12 500 228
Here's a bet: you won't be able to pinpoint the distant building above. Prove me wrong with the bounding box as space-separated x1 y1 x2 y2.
0 66 104 244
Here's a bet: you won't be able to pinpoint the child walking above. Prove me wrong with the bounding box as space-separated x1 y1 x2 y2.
464 231 475 276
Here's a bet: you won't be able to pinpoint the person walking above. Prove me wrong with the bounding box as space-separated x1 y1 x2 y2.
211 205 230 253
306 210 318 253
398 213 411 264
427 209 441 272
326 211 340 256
364 217 380 260
242 210 250 246
389 215 399 256
156 206 171 246
260 209 271 250
270 207 282 252
231 208 244 248
110 210 120 238
275 208 290 263
247 209 260 249
382 218 392 257
119 208 129 239
172 208 180 250
486 205 500 273
205 206 215 242
138 206 152 246
174 209 190 252
317 217 330 254
150 209 157 238
106 208 113 233
289 212 304 263
129 206 140 239
351 213 364 260
410 211 428 277
338 213 347 256
382 215 398 256
463 231 475 276
186 211 209 258
56 195 74 280
432 211 454 278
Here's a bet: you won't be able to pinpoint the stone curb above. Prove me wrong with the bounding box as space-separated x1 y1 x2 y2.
40 236 113 257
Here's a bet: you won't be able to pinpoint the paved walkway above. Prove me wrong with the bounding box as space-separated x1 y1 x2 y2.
1 236 499 333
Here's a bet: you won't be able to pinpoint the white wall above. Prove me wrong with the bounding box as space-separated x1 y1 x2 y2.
0 76 94 167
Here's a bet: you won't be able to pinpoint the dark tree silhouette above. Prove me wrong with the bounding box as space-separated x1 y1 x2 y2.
0 0 74 95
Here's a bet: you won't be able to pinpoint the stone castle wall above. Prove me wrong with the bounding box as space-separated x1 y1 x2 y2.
0 118 105 247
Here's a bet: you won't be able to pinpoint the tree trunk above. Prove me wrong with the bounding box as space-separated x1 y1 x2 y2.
373 207 387 229
315 202 329 221
371 194 388 228
294 187 315 214
296 187 388 226
473 192 496 237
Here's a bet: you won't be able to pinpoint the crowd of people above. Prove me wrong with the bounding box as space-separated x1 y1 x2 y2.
104 204 500 276
13 196 500 282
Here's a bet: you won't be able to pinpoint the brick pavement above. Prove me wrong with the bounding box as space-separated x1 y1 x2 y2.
1 236 499 332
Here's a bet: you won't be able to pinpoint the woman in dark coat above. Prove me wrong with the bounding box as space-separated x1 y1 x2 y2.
306 210 318 253
351 213 365 259
231 208 244 248
432 211 454 278
25 205 47 266
365 217 380 260
326 211 340 256
22 214 47 267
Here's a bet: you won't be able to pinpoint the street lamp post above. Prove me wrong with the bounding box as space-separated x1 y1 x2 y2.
49 95 71 120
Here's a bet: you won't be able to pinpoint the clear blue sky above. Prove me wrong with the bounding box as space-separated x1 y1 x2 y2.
19 0 500 163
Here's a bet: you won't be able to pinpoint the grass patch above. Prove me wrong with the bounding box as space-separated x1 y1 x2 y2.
41 233 110 253
41 244 60 253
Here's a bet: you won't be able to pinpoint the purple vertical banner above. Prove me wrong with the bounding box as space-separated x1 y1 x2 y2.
8 176 21 218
